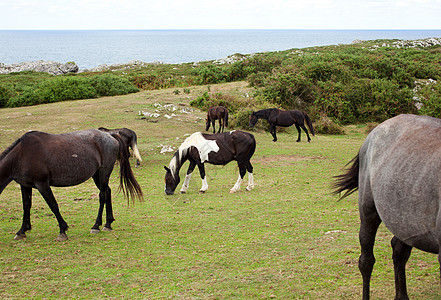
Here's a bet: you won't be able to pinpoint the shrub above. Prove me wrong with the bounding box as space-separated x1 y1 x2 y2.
313 114 345 135
0 84 14 108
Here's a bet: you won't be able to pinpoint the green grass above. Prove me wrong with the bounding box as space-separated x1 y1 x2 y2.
0 82 439 299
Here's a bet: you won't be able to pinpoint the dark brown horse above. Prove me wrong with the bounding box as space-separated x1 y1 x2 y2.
164 130 255 194
98 127 142 167
0 129 143 241
334 114 441 299
206 106 229 134
249 108 315 142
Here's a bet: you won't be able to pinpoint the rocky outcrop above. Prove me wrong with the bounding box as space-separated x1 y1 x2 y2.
0 61 79 75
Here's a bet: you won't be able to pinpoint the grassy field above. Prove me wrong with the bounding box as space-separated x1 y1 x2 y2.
0 81 439 299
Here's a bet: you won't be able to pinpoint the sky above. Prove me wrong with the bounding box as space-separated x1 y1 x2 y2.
0 0 440 30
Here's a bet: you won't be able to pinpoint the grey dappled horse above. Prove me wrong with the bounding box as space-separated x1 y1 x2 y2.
334 114 441 299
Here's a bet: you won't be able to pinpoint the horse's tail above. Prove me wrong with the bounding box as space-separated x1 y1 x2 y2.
303 112 315 136
111 133 144 204
333 154 359 200
224 109 229 128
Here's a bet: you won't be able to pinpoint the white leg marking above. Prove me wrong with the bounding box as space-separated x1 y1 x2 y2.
200 176 208 192
180 173 192 193
246 172 254 191
230 175 243 193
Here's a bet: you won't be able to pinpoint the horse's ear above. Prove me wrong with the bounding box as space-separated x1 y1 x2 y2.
164 166 171 172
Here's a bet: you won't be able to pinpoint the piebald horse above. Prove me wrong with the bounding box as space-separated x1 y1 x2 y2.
0 129 143 241
164 130 255 194
334 114 441 299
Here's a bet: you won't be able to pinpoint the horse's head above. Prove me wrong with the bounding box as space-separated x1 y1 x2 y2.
249 112 258 128
164 166 180 195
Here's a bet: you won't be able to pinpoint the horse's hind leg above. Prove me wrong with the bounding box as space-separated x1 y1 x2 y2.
245 161 254 191
230 163 247 193
359 203 382 300
212 120 216 134
36 183 69 241
14 185 33 240
298 124 311 142
218 119 223 133
391 236 412 300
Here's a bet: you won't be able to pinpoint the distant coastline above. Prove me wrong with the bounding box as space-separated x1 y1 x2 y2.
2 30 441 70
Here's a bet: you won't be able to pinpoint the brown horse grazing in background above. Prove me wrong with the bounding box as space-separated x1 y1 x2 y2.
0 129 143 241
206 106 229 134
249 108 315 142
334 114 441 299
98 127 142 167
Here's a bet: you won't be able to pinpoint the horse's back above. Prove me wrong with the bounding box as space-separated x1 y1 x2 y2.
360 114 441 253
16 130 119 187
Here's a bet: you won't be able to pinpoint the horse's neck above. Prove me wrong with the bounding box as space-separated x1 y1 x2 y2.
257 109 271 120
170 148 189 176
0 153 14 194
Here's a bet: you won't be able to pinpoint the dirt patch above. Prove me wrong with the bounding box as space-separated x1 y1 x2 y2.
253 154 323 166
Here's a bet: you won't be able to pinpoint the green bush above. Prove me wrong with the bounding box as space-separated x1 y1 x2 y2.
0 84 14 108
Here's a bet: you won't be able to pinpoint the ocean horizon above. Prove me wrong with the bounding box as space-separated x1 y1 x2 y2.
2 29 441 70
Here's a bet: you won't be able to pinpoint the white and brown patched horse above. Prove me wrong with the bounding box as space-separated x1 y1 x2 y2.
334 114 441 299
164 130 256 194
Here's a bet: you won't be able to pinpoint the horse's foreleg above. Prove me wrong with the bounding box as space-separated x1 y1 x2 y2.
103 186 115 231
245 161 254 191
212 120 216 134
391 236 412 300
270 124 277 142
197 163 208 193
36 183 69 242
180 161 196 194
14 185 33 240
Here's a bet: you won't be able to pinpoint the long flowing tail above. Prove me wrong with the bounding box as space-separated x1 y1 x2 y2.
111 133 144 203
333 154 359 200
303 112 315 136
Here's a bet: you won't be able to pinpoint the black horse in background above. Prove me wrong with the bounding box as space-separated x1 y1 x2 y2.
249 108 315 142
206 106 229 134
98 127 142 167
0 129 143 241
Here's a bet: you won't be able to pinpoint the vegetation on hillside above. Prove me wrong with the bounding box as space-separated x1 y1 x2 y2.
1 39 441 127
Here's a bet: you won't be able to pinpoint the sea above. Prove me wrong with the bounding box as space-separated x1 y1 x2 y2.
1 30 441 70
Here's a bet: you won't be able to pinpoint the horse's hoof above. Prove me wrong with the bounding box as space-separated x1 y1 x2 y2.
199 190 206 194
180 191 186 194
90 229 100 234
55 233 68 242
103 227 112 232
229 189 237 193
14 233 26 240
246 187 253 191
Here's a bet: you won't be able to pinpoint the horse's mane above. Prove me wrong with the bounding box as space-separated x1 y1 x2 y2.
255 108 276 119
0 139 21 161
0 132 37 162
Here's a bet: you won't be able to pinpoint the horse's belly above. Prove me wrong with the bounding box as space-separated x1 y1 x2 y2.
377 199 439 254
